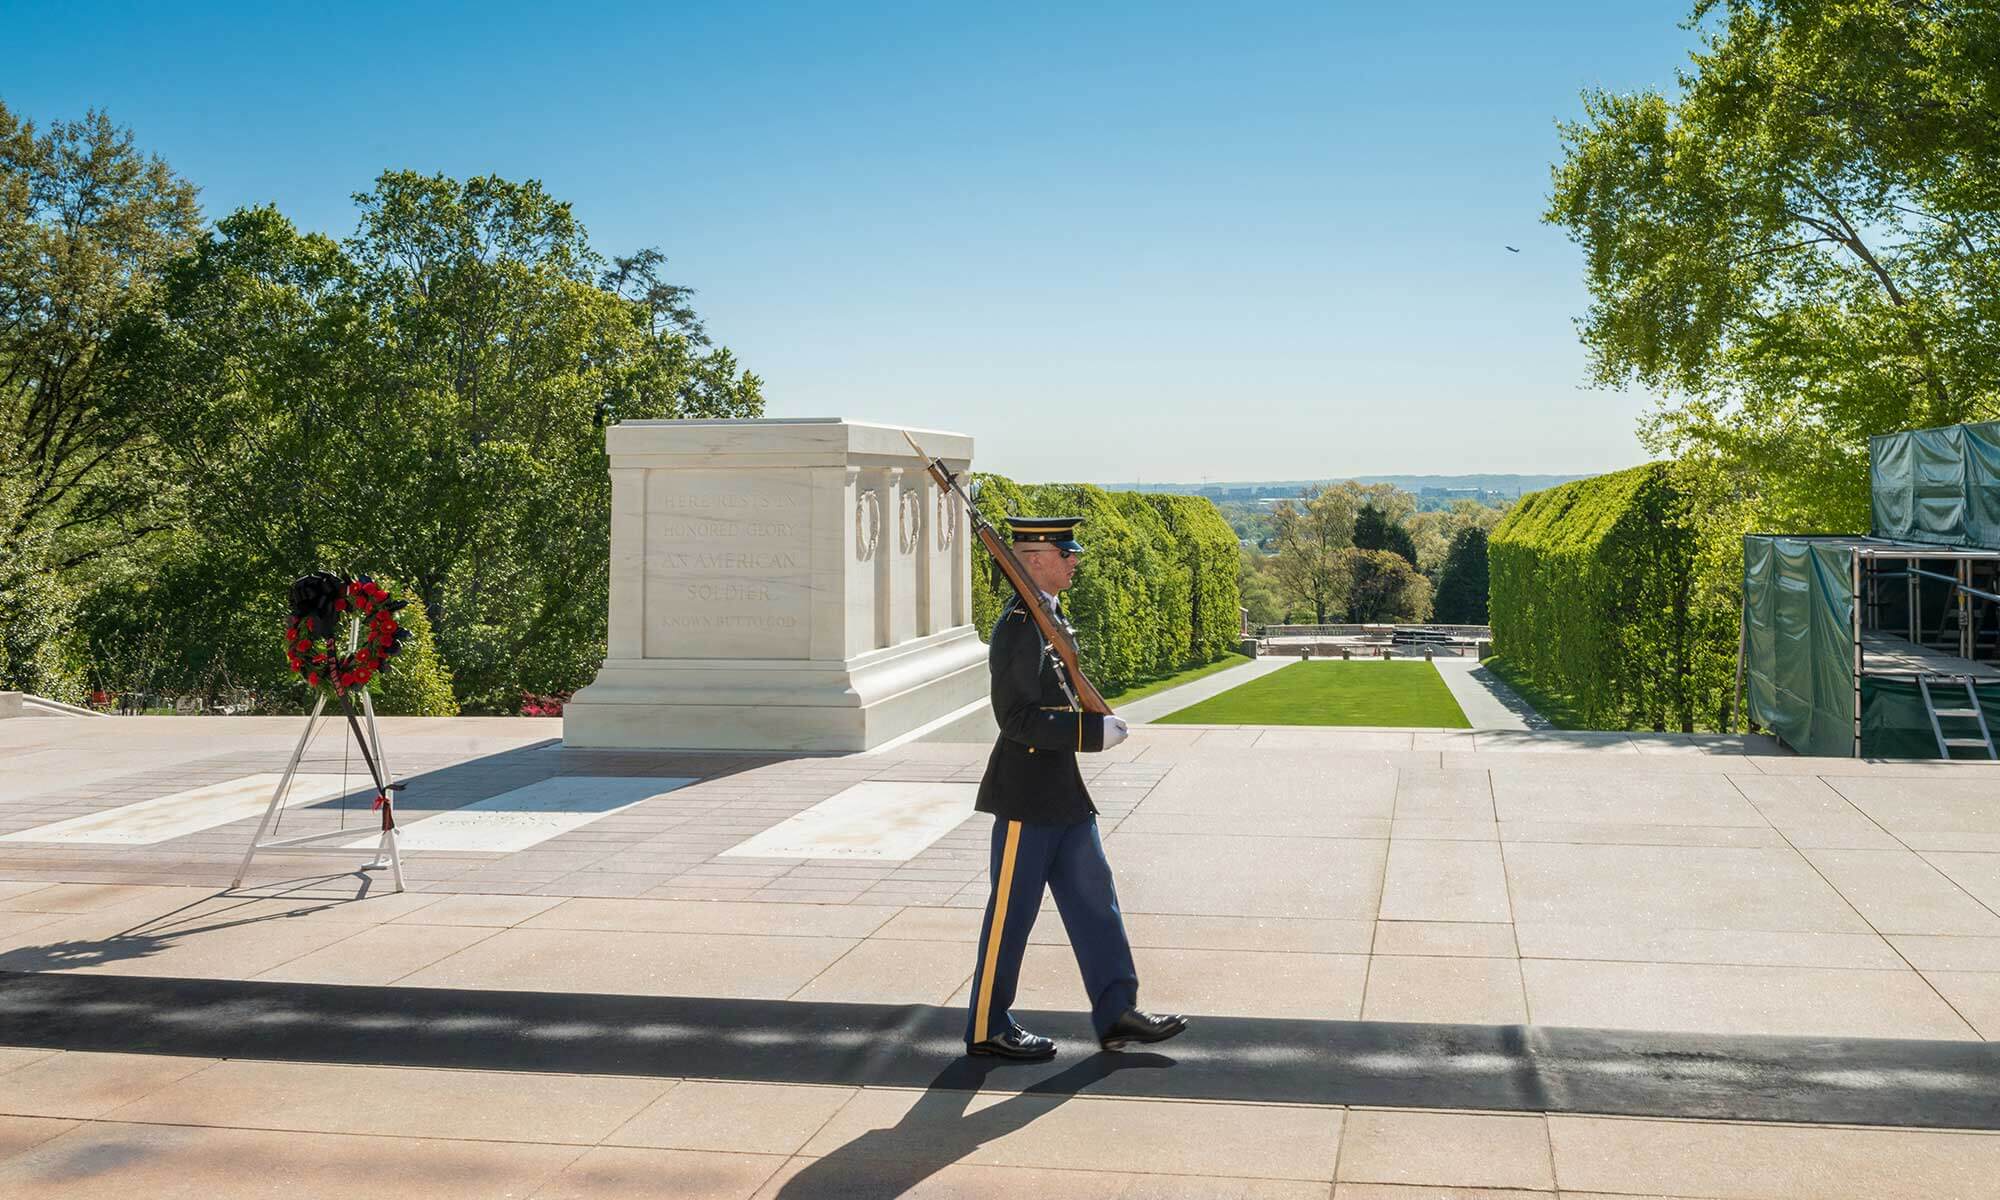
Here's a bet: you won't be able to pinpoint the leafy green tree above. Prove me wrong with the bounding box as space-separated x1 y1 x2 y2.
1433 527 1491 624
1543 0 1998 730
1345 549 1432 623
1409 499 1506 577
1236 547 1287 629
1547 0 2000 535
119 172 763 711
0 102 200 699
1353 501 1419 568
1215 499 1274 543
1268 485 1356 624
76 532 291 709
1331 481 1415 527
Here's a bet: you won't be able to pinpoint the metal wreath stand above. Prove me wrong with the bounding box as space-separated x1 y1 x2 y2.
232 584 406 892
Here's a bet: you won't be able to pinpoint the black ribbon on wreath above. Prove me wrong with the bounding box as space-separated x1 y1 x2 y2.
286 571 415 830
288 571 347 642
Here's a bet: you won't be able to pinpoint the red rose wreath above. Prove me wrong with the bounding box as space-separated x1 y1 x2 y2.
285 572 413 696
284 571 413 821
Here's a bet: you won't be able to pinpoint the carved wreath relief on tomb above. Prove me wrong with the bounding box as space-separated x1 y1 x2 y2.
855 488 881 561
899 486 923 555
936 488 958 551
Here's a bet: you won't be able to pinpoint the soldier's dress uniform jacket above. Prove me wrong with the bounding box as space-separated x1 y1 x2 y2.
975 595 1108 825
965 587 1140 1049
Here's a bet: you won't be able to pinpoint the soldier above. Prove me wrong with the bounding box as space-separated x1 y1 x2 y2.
964 515 1188 1061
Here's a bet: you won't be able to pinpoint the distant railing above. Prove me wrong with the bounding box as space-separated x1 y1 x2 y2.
1248 623 1494 661
1261 623 1491 640
1250 640 1487 659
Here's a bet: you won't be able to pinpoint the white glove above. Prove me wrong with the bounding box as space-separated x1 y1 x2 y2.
1101 715 1129 749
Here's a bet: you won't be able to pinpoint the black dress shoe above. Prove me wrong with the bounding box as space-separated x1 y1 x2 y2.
967 1026 1057 1060
1099 1008 1187 1051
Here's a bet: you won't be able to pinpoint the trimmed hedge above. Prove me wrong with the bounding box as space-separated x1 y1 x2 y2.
1141 493 1242 664
368 579 460 717
1489 463 1730 732
969 473 1032 640
967 474 1242 692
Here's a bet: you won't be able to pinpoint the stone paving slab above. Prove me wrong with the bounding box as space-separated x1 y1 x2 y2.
2 718 2000 1043
5 1046 2000 1197
6 716 2000 1194
1432 657 1542 731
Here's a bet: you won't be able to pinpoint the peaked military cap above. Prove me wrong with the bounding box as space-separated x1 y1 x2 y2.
1006 516 1084 553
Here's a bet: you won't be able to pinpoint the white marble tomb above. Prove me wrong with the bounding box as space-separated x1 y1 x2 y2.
562 418 988 751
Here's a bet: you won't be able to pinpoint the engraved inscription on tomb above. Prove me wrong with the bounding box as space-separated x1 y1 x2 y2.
644 472 813 658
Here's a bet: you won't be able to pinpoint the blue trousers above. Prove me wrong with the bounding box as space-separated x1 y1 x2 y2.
965 817 1139 1045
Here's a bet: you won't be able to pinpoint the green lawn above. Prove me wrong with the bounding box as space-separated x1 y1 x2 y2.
1102 652 1252 706
1154 661 1471 727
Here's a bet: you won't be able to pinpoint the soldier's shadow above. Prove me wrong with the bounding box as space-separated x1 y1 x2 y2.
775 1052 1176 1198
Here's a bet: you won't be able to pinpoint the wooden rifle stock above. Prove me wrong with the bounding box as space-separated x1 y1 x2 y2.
903 433 1113 716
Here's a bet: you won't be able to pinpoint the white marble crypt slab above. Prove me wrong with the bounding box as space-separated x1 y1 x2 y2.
719 780 978 861
0 773 355 845
358 776 696 853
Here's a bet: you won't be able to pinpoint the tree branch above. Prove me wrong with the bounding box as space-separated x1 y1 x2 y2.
1791 183 1951 413
1730 236 1844 264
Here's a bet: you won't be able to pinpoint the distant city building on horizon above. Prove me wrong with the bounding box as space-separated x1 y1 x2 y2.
1418 485 1510 502
1199 485 1303 502
1116 473 1586 501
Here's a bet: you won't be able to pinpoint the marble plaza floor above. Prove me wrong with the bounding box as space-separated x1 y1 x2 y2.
3 713 2000 1197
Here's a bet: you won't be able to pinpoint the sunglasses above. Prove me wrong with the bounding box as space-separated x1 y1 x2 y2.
1020 547 1079 562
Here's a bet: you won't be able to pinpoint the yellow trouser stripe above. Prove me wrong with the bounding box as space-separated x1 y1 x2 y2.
1077 713 1083 751
973 820 1023 1043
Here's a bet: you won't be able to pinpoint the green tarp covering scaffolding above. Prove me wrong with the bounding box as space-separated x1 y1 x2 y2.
1742 535 2000 758
1742 537 1857 759
1744 420 2000 758
1870 420 2000 549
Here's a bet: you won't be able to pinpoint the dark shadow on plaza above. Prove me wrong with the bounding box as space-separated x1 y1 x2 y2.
0 872 400 973
774 1052 1176 1198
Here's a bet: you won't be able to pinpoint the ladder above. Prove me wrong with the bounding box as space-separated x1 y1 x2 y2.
1918 675 1998 760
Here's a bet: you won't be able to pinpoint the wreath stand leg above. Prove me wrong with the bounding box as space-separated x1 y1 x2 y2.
232 616 406 893
231 692 329 889
355 687 405 891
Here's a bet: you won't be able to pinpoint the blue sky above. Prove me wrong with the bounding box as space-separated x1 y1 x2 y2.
9 1 1702 484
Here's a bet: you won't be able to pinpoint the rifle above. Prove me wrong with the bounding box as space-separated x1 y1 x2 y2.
902 431 1114 716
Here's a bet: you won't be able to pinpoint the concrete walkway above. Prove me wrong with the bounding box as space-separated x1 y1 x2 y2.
3 715 1999 1197
1433 656 1545 730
